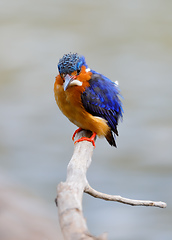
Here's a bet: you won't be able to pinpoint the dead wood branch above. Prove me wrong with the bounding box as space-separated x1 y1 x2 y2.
56 130 166 240
56 130 106 240
84 184 166 208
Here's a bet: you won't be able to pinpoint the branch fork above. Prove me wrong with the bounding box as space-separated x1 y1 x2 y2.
56 130 166 240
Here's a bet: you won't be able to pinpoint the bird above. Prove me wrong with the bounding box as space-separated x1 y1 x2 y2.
54 53 123 147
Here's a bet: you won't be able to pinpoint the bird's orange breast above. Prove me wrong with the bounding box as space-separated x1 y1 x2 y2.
54 66 110 137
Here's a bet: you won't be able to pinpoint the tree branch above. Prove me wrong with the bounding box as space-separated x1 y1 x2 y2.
56 130 106 240
84 184 167 208
56 130 167 240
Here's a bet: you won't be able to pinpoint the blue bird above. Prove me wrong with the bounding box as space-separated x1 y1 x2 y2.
54 53 123 147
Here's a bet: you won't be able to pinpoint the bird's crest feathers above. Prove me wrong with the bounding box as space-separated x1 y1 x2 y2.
58 53 88 75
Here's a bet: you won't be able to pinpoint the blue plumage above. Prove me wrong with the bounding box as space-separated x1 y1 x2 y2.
81 71 123 142
58 53 88 75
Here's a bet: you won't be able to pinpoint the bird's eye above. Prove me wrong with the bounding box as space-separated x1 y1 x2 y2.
77 69 81 75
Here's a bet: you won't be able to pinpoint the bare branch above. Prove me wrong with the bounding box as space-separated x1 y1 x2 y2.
84 184 167 208
56 130 106 240
56 130 167 240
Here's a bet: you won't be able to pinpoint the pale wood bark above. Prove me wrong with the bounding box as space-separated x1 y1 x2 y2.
56 130 106 240
56 130 166 240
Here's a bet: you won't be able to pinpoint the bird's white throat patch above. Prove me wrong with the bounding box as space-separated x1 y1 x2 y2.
85 68 90 72
70 80 82 87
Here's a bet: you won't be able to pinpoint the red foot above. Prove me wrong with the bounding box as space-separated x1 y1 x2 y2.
72 128 83 141
74 132 97 148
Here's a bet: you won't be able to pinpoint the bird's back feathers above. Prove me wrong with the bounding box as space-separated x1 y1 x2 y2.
81 72 123 146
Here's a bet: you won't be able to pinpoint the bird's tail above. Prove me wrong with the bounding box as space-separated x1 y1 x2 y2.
105 130 117 147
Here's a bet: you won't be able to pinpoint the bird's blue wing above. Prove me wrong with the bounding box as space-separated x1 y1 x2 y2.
81 71 123 136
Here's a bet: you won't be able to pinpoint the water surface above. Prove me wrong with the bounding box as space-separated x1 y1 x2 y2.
0 1 172 239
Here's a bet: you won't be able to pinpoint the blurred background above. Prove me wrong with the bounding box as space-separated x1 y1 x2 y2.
0 0 172 239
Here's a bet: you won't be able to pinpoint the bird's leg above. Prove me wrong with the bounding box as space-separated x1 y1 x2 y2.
74 132 97 148
72 128 83 141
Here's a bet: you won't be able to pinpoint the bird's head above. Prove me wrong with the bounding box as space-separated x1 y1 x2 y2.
58 53 90 91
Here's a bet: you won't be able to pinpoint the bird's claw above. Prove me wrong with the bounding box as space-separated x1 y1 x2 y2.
72 128 83 141
74 132 97 148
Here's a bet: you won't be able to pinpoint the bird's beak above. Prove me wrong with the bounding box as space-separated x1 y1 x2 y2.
64 74 73 91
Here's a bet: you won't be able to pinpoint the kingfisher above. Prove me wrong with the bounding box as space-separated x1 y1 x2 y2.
54 53 123 147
